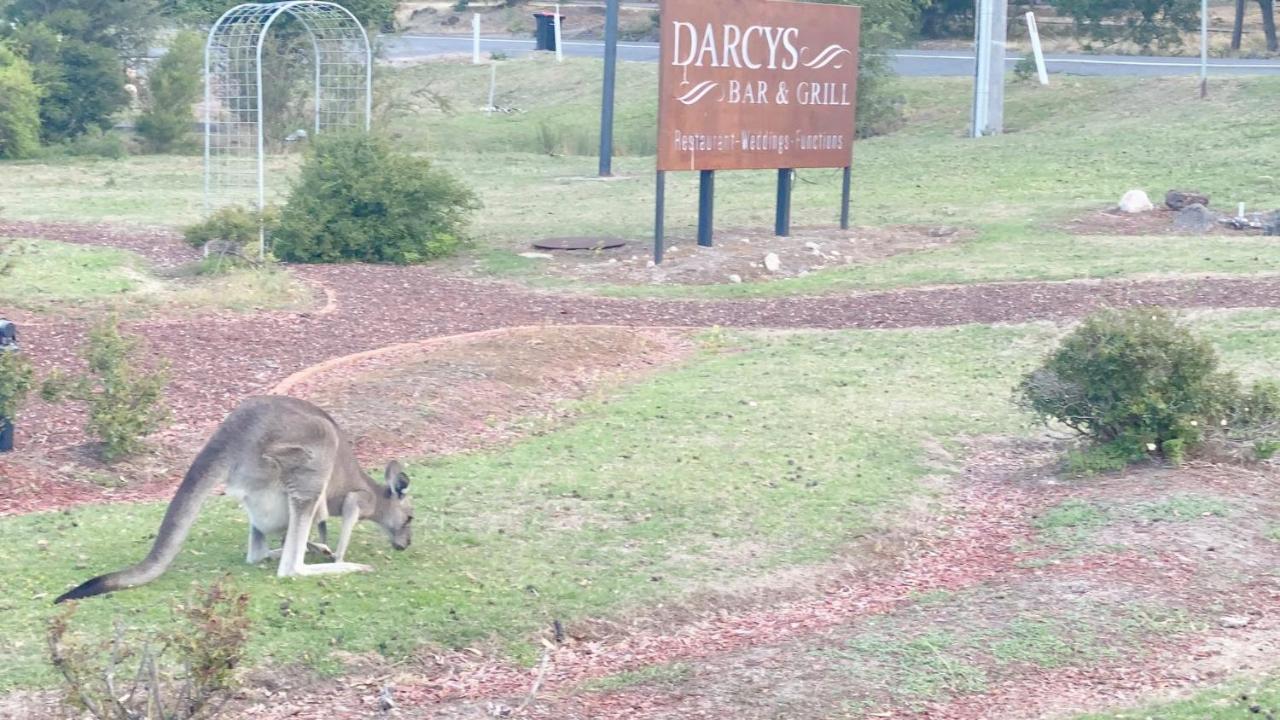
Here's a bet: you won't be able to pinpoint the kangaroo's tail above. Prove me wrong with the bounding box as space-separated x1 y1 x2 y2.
54 432 233 604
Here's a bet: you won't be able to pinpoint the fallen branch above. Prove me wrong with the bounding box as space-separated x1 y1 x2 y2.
514 650 552 715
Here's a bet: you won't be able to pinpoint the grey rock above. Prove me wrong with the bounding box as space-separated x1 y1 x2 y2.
1165 189 1210 210
1172 203 1218 234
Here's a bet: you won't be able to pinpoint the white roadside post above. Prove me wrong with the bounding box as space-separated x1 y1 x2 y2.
472 13 481 64
1025 11 1049 85
554 4 564 62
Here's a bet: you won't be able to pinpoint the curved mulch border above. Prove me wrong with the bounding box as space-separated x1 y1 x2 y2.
0 220 197 268
7 220 1280 512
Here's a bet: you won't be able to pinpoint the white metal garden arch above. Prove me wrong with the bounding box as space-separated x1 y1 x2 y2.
203 1 371 218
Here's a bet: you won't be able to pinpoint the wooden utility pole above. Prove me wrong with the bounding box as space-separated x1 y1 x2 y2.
1262 0 1279 51
1232 0 1246 49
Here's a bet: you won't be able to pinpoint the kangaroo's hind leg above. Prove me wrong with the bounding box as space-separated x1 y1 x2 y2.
276 482 369 577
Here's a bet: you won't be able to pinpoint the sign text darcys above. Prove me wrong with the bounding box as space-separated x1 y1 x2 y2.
657 0 861 172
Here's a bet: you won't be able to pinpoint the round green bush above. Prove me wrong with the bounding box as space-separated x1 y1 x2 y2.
272 133 480 265
1018 307 1244 462
184 206 278 249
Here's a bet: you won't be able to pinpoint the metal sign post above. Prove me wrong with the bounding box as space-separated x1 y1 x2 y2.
775 169 794 236
697 170 716 246
599 0 620 176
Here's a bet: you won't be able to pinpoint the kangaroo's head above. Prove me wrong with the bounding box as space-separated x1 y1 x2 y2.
377 460 413 551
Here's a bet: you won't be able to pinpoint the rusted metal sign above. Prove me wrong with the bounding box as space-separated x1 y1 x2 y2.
656 0 861 172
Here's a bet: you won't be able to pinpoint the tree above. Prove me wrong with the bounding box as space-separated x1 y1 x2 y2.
4 0 160 56
1231 0 1277 51
136 31 203 152
817 0 926 136
1 0 158 143
162 0 397 31
1262 0 1280 51
13 29 129 142
918 0 975 38
1055 0 1201 49
0 43 42 159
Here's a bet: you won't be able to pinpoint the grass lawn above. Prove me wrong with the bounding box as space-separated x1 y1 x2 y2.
1075 678 1280 719
0 238 310 316
3 308 1278 692
0 321 1048 690
1 62 1278 297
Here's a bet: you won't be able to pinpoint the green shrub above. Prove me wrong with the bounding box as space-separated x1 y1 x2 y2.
44 317 168 461
272 132 480 264
41 126 129 159
137 30 203 153
0 44 42 159
0 350 34 422
1013 53 1039 82
1018 307 1271 466
1064 443 1139 475
183 205 278 250
0 237 23 276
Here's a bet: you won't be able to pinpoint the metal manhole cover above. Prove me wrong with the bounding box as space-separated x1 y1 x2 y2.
532 236 628 251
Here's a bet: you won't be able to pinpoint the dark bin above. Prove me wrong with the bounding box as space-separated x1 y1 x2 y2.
533 12 564 51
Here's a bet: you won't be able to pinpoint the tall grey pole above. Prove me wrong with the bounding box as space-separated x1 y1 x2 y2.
598 0 620 176
1200 0 1209 97
971 0 1007 136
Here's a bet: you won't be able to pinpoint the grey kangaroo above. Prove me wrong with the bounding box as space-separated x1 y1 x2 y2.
55 396 414 604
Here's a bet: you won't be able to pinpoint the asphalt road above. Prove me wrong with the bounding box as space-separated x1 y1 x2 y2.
383 34 1280 77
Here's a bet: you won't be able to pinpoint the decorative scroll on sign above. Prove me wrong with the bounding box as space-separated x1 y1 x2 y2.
657 0 861 172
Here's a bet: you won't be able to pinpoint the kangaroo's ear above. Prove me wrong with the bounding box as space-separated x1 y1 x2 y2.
385 461 409 497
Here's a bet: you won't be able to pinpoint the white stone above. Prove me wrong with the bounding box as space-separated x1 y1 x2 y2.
764 253 782 272
1220 615 1251 629
804 241 822 254
728 274 743 283
1118 189 1154 214
518 252 553 259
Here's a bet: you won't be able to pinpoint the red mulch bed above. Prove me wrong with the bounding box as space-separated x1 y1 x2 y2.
8 221 1280 514
0 220 197 267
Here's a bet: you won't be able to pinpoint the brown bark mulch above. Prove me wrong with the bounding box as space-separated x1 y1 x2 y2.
6 221 1280 515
